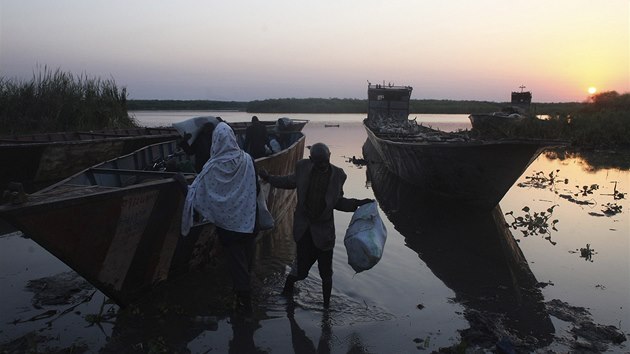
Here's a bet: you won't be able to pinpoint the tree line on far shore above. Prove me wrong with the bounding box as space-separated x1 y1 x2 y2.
128 97 583 116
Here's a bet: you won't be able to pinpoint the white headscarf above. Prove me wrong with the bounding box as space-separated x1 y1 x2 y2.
181 122 257 235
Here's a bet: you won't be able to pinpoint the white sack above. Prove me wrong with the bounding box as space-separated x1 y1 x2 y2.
172 116 219 145
344 201 387 273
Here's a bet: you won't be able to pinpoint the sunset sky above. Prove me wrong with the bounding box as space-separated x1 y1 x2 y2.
1 0 628 102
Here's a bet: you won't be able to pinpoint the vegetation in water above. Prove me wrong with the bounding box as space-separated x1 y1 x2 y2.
570 244 597 262
505 205 559 245
0 66 136 134
517 169 568 191
601 202 623 216
518 171 626 217
83 296 117 334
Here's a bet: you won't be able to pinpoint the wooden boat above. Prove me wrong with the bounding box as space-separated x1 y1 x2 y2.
468 87 538 137
364 146 554 347
0 129 306 306
0 127 180 193
0 118 308 193
363 83 563 210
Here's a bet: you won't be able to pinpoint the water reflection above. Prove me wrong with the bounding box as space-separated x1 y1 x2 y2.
544 149 630 171
287 301 332 354
228 317 266 354
363 140 554 350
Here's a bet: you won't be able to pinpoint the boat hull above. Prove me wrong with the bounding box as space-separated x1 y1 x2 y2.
364 124 549 210
0 134 305 305
0 128 180 192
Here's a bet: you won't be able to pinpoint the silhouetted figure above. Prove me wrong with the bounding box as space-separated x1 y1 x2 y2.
259 143 372 307
244 116 270 159
179 122 215 172
182 122 258 315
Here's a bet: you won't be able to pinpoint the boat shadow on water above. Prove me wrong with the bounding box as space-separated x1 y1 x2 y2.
363 139 555 351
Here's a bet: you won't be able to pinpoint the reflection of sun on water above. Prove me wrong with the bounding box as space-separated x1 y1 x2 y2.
588 86 597 95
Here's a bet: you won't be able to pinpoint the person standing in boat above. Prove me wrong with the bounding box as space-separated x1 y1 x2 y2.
259 143 372 308
244 116 270 159
181 121 258 315
179 121 214 173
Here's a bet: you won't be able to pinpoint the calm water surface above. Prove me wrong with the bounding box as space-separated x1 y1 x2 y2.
1 112 628 352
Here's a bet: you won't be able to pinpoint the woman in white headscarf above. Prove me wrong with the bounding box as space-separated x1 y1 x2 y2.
182 121 258 314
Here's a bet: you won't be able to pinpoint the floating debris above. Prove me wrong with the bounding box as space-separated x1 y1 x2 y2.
26 271 94 308
602 202 623 216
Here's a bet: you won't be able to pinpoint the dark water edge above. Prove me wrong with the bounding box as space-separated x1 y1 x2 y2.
1 121 628 353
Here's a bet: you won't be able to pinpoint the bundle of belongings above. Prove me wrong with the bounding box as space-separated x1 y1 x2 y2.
344 201 387 273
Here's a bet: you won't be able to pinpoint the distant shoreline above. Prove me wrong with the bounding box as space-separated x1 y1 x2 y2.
127 98 582 115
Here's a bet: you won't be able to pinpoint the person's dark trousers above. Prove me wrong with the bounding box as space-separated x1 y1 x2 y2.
218 227 256 314
282 229 333 307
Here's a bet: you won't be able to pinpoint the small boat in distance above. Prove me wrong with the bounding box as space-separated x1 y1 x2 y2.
363 83 563 210
0 127 306 306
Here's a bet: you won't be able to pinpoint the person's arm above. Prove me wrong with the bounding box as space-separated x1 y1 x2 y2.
259 169 297 189
334 190 373 212
332 171 373 212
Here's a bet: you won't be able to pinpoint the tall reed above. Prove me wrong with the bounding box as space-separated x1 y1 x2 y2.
0 67 137 134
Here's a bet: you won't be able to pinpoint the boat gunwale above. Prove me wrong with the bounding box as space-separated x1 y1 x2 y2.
0 132 306 212
363 121 567 148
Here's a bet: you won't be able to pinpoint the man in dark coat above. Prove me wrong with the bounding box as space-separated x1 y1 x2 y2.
244 116 270 159
259 143 371 307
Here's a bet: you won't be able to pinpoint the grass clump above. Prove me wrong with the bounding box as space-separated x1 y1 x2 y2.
472 91 630 149
0 66 137 134
565 91 630 148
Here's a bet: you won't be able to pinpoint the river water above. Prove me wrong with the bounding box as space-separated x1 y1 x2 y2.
1 112 628 353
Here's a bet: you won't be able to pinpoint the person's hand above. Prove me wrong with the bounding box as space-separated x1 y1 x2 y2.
259 169 270 182
178 132 192 146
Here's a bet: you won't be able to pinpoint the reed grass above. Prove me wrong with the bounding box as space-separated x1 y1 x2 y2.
0 67 137 134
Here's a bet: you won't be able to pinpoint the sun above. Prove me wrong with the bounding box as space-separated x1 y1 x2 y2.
588 86 597 95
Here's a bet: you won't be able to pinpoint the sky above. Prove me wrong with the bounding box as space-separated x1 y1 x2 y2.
1 0 628 102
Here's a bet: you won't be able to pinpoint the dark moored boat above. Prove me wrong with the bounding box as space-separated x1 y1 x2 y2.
363 83 562 210
364 142 554 349
468 87 537 137
0 128 306 306
0 118 308 193
0 127 180 193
